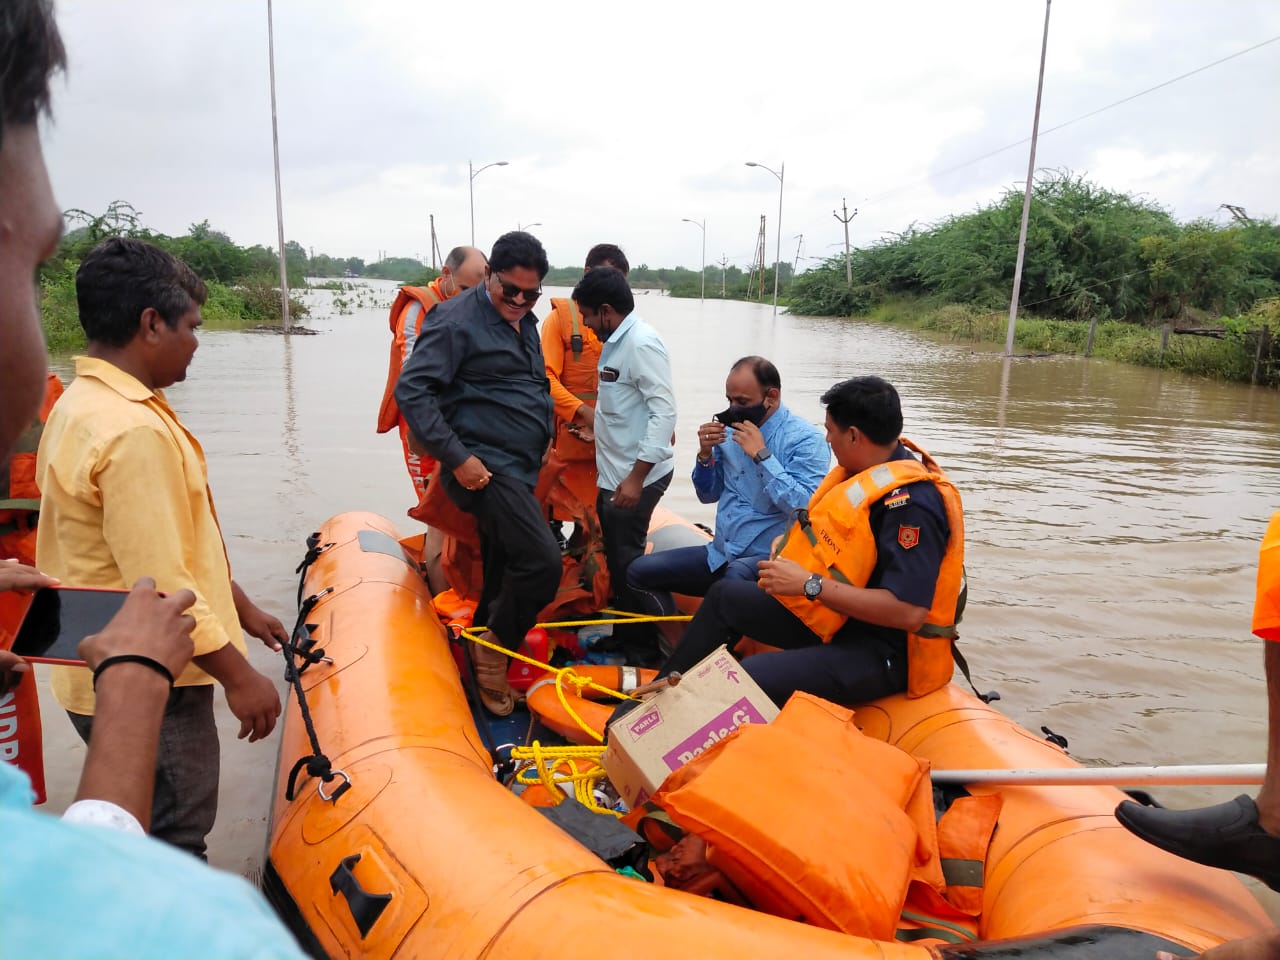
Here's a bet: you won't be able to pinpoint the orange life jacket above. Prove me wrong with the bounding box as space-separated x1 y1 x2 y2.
376 280 448 435
0 373 64 559
544 297 601 464
1253 510 1280 642
773 438 965 698
646 692 942 940
0 373 61 804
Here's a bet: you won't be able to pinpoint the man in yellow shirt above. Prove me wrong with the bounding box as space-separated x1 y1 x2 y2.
36 237 284 858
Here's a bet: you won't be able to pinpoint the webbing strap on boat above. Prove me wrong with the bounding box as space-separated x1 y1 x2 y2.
282 560 349 803
896 909 976 944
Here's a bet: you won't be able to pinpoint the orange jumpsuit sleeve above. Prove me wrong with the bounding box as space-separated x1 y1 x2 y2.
541 306 585 424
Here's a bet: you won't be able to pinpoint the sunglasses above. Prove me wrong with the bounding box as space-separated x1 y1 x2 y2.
491 271 542 304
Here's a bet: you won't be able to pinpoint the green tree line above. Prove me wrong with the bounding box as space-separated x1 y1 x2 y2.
785 173 1279 386
788 172 1278 324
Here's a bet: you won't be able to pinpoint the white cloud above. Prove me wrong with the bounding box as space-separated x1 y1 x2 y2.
40 0 1280 271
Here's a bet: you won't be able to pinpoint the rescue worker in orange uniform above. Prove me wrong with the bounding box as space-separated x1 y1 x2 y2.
633 376 964 711
540 244 629 545
377 245 487 511
1117 510 1280 960
0 372 63 565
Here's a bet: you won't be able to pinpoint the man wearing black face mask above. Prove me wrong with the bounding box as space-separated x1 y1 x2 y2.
572 267 676 654
628 357 829 623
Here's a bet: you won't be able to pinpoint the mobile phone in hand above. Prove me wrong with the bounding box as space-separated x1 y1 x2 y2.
8 586 131 665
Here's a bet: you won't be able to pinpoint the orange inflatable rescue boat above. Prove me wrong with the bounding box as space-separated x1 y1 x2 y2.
264 511 1271 959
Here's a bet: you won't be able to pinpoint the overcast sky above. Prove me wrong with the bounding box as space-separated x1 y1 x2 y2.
40 0 1280 273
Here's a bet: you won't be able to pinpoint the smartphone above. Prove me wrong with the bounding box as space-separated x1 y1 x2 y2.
9 586 131 665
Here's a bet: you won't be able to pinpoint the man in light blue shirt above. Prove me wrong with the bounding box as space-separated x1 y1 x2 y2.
628 357 829 616
572 267 676 644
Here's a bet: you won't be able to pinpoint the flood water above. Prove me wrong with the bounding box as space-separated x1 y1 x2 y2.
38 278 1280 914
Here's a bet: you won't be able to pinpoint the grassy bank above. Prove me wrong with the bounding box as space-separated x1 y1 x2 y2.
860 297 1278 385
41 272 309 354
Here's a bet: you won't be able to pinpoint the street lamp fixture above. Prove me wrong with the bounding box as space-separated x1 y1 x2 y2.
681 218 706 301
469 159 509 246
517 221 542 231
745 160 784 317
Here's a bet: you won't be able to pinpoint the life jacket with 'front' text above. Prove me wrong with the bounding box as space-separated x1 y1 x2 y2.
772 438 965 698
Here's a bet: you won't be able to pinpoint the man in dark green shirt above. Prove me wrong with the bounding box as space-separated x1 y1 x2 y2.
395 231 560 715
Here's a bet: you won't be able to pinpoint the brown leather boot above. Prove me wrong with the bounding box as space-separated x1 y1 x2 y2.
471 635 516 717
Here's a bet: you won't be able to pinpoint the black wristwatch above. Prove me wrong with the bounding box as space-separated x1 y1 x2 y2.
803 573 823 601
753 447 772 464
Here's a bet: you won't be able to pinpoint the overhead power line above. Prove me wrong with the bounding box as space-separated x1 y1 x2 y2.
862 34 1280 206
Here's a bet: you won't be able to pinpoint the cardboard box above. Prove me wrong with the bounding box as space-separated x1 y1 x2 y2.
602 645 779 808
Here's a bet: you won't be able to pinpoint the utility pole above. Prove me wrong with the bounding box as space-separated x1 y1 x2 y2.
429 214 438 269
717 254 729 297
792 234 804 276
266 0 290 332
1005 0 1052 357
833 198 857 286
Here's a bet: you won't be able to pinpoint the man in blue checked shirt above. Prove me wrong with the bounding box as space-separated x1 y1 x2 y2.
628 356 829 619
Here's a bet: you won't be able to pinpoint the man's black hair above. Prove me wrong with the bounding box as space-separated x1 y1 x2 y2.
489 231 549 279
76 237 208 348
731 355 781 392
821 376 902 445
572 266 634 317
585 243 629 275
0 0 66 150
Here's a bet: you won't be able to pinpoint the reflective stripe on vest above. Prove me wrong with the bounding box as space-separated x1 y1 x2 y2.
376 283 445 434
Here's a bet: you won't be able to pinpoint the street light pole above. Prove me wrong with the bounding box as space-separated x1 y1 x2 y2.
681 218 706 301
469 159 509 246
746 161 784 317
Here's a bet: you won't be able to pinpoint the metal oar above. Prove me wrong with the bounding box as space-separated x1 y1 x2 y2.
930 763 1266 787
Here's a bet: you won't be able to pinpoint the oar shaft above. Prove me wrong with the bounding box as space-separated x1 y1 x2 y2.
931 763 1266 787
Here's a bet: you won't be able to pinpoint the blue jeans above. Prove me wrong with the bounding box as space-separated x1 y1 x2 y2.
626 544 763 617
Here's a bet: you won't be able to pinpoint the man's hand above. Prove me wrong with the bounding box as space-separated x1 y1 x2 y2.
697 421 726 460
239 600 287 652
756 557 811 597
79 577 197 681
0 557 58 593
223 668 282 742
0 650 29 696
572 403 596 430
731 420 766 459
611 474 644 509
232 581 286 652
453 455 492 492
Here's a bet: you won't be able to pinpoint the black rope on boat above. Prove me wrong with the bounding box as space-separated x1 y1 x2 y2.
294 531 333 608
281 557 348 803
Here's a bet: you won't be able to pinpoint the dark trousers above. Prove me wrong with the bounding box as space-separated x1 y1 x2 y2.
68 684 219 859
657 579 908 708
626 544 764 616
596 472 672 612
443 471 561 650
